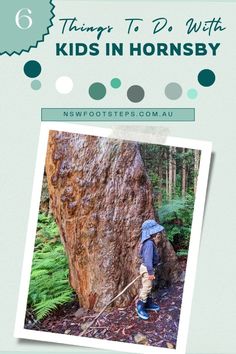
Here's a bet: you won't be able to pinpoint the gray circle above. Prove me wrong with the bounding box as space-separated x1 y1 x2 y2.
127 85 145 103
165 82 182 100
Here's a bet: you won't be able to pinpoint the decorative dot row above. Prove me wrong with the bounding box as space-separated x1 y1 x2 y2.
23 60 216 101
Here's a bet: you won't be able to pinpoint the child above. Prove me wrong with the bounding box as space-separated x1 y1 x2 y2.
136 219 164 320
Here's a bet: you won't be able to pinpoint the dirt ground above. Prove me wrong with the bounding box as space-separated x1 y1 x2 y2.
25 260 186 349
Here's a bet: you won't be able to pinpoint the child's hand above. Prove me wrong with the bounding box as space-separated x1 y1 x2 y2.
148 274 155 280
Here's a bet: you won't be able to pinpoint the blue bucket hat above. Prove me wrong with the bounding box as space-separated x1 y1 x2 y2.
141 219 164 243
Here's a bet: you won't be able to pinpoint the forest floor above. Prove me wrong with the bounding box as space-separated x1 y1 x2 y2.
25 259 186 349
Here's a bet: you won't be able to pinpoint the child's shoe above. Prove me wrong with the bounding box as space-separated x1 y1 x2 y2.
136 300 149 320
145 297 160 311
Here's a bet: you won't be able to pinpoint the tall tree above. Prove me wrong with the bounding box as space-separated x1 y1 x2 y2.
194 150 200 194
165 149 169 199
168 147 173 200
157 160 163 207
172 146 176 196
182 148 186 197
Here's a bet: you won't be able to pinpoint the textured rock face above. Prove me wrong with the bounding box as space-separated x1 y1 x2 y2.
45 130 178 311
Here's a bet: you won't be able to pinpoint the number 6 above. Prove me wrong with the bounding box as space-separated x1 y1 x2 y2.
15 8 32 30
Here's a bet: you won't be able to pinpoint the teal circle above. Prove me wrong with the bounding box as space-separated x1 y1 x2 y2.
187 88 198 99
111 78 121 89
198 69 215 87
24 60 41 78
89 82 106 100
31 80 41 90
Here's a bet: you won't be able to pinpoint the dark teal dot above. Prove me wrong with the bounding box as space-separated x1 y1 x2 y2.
198 69 215 87
89 82 106 100
24 60 41 78
111 78 121 89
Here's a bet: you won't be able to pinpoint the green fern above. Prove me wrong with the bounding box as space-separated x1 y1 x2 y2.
158 195 194 247
27 213 75 320
34 291 73 320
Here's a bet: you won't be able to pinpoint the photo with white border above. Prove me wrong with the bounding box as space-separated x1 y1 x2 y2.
14 123 212 354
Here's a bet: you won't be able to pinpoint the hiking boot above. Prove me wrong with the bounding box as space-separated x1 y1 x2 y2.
136 300 149 320
145 297 160 311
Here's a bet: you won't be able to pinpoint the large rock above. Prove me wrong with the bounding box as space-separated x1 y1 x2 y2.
45 130 178 311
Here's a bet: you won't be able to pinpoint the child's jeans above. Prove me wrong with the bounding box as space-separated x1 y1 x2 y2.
139 264 152 302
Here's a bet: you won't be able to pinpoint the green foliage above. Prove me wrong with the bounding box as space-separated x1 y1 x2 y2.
140 144 197 203
140 143 198 255
158 195 194 249
28 213 74 320
36 213 60 242
176 249 189 257
149 171 160 197
149 171 159 186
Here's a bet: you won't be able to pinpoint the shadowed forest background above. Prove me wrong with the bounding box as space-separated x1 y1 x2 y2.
25 136 200 348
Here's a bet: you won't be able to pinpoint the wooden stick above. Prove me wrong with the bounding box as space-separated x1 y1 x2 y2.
80 272 145 336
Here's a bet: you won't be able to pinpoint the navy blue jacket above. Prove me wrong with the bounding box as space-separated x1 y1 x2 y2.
140 239 159 275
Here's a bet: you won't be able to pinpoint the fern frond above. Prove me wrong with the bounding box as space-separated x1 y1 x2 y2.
27 213 75 320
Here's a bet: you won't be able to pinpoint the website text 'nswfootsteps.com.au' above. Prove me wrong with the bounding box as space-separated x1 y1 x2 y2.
41 108 195 122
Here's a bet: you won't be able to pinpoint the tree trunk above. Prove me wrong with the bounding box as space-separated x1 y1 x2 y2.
172 147 176 197
194 150 200 194
45 131 179 311
165 151 169 200
182 148 186 197
168 147 173 200
39 174 50 214
157 163 163 207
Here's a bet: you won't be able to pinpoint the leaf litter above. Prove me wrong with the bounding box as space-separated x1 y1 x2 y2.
25 260 186 349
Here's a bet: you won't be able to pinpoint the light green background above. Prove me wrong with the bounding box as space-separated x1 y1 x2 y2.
0 1 236 354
